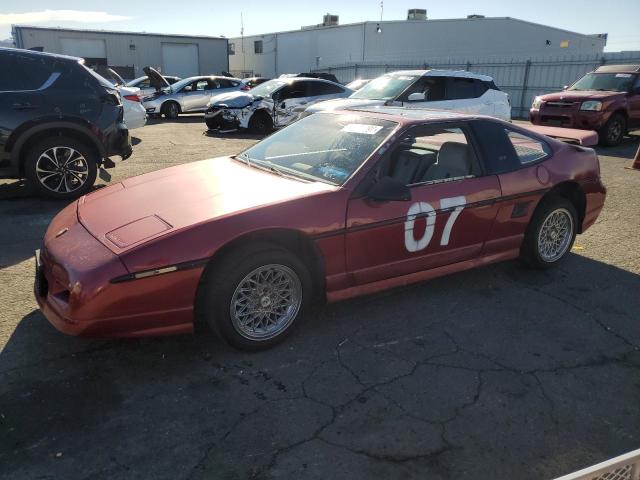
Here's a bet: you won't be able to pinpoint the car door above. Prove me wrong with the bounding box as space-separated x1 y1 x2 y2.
344 122 502 286
180 79 211 112
273 81 312 127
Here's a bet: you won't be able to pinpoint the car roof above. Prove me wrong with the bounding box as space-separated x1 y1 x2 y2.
594 64 640 73
384 69 494 82
0 46 81 63
286 77 344 86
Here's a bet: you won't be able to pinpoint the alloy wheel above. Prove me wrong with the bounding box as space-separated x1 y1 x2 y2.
230 264 302 341
537 208 574 262
35 146 90 194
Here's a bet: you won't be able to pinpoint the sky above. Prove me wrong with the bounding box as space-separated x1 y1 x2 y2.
1 0 639 52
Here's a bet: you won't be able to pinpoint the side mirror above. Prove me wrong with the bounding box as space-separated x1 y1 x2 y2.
280 101 286 108
407 92 426 102
562 85 569 90
368 176 411 202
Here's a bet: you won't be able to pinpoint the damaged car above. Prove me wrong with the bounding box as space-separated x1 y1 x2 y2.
204 77 352 133
141 67 243 119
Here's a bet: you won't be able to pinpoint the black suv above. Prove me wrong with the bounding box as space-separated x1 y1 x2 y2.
0 48 132 199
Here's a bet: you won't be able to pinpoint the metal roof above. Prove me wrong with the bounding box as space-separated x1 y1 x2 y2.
12 25 226 41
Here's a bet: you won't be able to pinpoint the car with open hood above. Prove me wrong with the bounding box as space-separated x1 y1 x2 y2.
125 72 181 97
301 70 511 122
530 64 640 146
204 77 352 133
35 108 605 350
141 67 243 119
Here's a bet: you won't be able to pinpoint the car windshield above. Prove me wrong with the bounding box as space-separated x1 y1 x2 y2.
237 113 397 185
248 79 287 98
350 74 419 100
569 73 635 92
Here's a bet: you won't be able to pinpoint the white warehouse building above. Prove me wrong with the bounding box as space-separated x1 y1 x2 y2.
12 25 229 79
228 12 607 78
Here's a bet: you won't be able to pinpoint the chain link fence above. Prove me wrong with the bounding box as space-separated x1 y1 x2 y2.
311 51 640 118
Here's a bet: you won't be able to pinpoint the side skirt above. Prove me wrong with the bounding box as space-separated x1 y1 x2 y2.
326 249 520 303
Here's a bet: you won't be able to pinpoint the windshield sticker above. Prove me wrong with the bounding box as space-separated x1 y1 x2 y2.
342 124 383 135
616 73 632 78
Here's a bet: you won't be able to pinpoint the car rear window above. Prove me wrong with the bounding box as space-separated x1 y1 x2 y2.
506 130 551 164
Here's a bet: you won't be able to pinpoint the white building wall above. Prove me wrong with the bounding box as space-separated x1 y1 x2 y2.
229 17 607 77
13 26 228 78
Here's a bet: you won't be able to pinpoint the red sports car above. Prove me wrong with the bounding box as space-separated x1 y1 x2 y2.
35 109 606 350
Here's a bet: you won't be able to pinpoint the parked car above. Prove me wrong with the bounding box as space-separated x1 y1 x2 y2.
240 77 271 90
204 77 352 133
142 68 243 119
0 47 131 199
279 72 341 84
35 108 605 350
345 78 372 91
96 67 146 130
301 70 511 121
126 73 181 97
530 64 640 146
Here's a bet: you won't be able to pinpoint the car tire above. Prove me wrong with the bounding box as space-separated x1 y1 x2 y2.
162 101 180 119
598 113 626 146
520 195 577 269
24 136 98 199
205 118 220 130
197 243 313 351
248 111 273 134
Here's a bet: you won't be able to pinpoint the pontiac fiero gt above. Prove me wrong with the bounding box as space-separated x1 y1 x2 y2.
35 109 606 350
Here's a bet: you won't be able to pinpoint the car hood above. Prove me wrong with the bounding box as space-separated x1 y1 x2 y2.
78 157 334 253
210 91 267 109
539 90 624 102
305 98 385 114
143 66 170 90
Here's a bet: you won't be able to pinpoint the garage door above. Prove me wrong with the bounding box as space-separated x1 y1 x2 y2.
60 38 107 59
162 43 199 77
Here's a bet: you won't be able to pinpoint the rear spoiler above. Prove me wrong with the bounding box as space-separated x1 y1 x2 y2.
521 125 599 147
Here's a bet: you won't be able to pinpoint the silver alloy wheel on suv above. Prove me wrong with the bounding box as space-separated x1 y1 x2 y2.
35 146 90 194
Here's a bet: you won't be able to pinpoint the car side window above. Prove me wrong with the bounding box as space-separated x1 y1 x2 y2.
279 83 308 100
377 124 480 186
505 130 551 164
195 80 209 91
447 78 478 100
470 120 549 174
398 77 447 102
181 82 195 92
309 82 344 96
138 78 151 88
0 53 54 91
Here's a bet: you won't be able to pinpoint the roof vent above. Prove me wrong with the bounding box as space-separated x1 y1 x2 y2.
407 9 427 20
323 14 339 26
467 14 485 19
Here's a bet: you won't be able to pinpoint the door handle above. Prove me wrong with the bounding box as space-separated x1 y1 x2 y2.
12 102 35 110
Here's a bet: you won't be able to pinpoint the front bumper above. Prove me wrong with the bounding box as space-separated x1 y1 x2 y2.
530 106 611 131
35 201 198 338
204 107 241 130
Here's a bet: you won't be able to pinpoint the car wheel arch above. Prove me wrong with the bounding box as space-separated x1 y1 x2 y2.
540 181 586 233
199 227 325 295
11 123 104 176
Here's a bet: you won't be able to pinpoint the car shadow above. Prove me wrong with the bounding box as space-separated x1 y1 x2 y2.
0 254 639 479
204 129 265 141
145 114 206 125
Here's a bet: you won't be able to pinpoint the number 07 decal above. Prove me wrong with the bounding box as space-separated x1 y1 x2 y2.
404 196 466 252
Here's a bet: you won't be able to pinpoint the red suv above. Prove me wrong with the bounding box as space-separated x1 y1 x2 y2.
530 64 640 146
